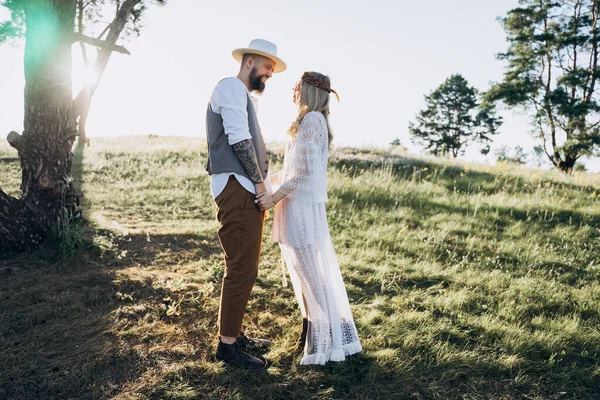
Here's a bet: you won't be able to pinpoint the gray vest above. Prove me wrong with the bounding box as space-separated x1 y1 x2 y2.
205 91 269 180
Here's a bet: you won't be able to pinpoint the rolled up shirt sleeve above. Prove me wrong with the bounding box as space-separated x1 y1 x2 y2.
210 78 253 145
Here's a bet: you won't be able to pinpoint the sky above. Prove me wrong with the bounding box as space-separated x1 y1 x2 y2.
1 0 598 170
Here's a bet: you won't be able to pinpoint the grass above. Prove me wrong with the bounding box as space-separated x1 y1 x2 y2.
1 136 600 399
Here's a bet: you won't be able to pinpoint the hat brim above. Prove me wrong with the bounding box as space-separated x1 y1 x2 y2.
232 48 287 73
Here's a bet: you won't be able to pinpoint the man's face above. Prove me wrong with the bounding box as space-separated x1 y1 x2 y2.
248 55 275 93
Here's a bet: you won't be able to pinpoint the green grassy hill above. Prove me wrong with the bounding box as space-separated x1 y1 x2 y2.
1 136 599 399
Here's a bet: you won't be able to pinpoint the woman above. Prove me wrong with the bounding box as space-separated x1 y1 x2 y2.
257 71 362 365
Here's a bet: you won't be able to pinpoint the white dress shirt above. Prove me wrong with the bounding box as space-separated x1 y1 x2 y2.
208 77 263 199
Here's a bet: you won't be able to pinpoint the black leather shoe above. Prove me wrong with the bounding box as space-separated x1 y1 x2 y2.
237 332 272 352
216 341 266 371
297 318 309 351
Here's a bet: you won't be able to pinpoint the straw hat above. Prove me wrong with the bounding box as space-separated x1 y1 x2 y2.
232 39 287 73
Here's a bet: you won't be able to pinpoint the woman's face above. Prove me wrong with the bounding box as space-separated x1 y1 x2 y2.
293 81 301 104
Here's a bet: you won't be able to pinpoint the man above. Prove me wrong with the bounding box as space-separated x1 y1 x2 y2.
205 39 286 371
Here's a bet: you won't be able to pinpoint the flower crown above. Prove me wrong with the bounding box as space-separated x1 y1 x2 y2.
301 72 340 102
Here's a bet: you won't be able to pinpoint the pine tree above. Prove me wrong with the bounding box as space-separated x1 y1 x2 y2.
409 74 502 158
488 0 600 173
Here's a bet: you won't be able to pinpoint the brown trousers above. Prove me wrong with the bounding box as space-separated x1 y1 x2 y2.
215 176 264 337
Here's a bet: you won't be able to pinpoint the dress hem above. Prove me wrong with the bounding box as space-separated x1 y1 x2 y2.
299 341 363 366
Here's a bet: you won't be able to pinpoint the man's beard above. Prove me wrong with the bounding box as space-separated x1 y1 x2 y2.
249 67 266 93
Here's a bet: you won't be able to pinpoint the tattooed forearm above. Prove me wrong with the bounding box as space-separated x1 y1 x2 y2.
232 139 263 184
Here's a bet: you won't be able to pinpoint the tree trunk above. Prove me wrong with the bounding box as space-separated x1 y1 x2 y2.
0 0 79 253
76 93 90 147
77 100 89 144
557 154 577 174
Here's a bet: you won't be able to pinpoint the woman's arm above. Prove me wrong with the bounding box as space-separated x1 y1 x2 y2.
258 112 326 208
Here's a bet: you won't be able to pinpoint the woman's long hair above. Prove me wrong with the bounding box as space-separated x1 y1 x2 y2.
287 71 334 148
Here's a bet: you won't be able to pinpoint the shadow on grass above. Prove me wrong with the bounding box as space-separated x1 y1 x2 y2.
345 270 451 299
331 153 600 195
334 180 600 234
138 333 599 400
1 226 599 399
0 229 221 400
352 188 599 280
0 157 19 164
147 353 422 399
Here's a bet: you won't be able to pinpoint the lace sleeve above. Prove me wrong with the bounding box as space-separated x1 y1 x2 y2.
279 112 329 203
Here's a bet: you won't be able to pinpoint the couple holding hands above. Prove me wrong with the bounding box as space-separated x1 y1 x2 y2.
206 39 361 371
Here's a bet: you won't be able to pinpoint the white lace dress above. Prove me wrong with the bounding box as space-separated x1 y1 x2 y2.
271 111 362 365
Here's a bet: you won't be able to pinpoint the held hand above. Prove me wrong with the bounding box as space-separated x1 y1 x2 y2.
256 192 275 210
255 191 269 200
255 191 270 207
254 190 269 210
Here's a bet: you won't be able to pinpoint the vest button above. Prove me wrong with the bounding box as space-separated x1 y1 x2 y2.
264 169 268 173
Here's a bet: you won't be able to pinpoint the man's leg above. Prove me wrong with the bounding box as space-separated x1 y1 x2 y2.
214 176 265 369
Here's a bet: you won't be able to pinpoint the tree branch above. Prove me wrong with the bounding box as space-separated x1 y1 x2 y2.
71 0 142 117
585 1 599 103
538 120 557 167
96 22 113 41
569 2 580 104
7 131 25 152
71 32 131 55
531 99 557 167
77 0 89 66
542 10 562 164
